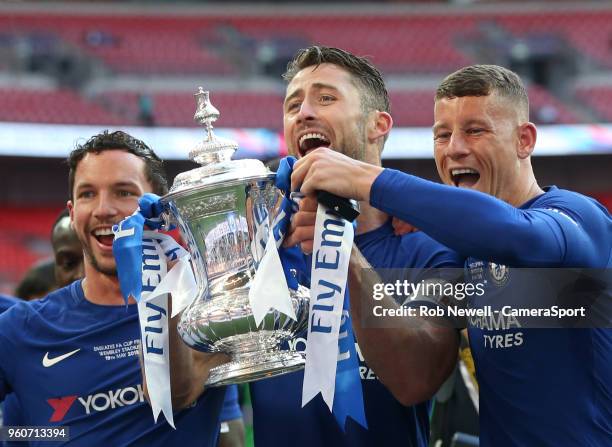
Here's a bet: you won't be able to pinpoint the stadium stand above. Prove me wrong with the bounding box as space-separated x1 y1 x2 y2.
1 6 612 125
101 91 285 128
0 88 124 124
575 86 612 123
0 85 583 127
0 206 59 296
0 9 612 128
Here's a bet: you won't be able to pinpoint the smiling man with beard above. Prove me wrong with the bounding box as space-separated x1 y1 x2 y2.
290 65 612 446
246 46 465 447
162 46 464 447
0 131 228 446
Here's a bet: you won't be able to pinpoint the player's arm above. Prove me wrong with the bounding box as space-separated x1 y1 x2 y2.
369 169 605 266
291 149 602 267
348 245 459 406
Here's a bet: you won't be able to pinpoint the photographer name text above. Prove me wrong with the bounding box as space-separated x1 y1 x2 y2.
372 305 586 319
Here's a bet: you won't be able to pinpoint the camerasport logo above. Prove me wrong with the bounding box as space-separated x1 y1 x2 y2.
47 384 145 422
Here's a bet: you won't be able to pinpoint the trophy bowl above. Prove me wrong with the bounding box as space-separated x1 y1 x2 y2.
161 88 309 386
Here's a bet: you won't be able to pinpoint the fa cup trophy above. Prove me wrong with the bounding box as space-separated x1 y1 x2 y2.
161 88 309 386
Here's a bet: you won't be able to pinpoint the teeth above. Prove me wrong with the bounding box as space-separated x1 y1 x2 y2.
94 228 113 237
451 168 479 176
299 133 329 148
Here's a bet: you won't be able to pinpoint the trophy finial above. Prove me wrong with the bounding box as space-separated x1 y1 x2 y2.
194 87 220 141
190 87 238 165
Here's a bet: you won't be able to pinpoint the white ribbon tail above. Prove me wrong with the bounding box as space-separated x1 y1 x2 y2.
302 204 354 410
137 231 194 429
249 227 296 326
301 327 341 410
138 295 174 428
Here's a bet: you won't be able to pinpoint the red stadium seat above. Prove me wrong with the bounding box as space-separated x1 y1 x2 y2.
0 88 125 125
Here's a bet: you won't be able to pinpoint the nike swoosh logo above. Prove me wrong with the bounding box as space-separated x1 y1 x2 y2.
42 349 81 367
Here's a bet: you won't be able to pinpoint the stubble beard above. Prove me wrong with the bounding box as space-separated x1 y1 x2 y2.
82 241 117 277
347 116 368 162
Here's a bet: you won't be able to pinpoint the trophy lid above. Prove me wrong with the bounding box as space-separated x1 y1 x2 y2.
166 88 272 197
189 87 238 165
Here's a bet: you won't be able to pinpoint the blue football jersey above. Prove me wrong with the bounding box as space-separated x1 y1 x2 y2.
250 221 464 447
371 169 612 447
0 281 225 447
465 188 612 446
0 295 18 314
0 294 20 434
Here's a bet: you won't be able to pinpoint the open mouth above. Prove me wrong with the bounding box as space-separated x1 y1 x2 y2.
450 168 480 188
298 132 330 157
92 228 114 247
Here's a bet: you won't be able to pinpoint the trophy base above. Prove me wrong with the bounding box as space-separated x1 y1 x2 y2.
205 350 306 387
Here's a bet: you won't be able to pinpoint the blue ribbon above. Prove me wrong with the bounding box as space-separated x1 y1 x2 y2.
333 289 367 430
138 193 166 230
113 211 145 305
112 193 166 305
274 156 296 196
273 156 307 291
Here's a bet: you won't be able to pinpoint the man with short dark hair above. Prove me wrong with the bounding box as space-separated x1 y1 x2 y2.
67 130 169 200
0 130 227 446
160 46 462 446
291 64 612 446
248 46 464 447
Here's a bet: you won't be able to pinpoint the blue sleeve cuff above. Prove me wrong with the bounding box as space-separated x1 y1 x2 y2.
370 169 405 212
220 385 242 422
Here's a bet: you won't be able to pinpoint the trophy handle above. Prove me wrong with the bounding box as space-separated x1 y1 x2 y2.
159 210 175 231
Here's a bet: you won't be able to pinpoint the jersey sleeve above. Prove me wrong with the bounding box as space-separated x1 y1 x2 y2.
0 311 16 402
219 385 242 422
2 393 24 426
370 169 611 267
525 190 612 267
0 295 18 313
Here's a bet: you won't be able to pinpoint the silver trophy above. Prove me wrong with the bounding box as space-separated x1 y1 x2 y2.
161 88 309 386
